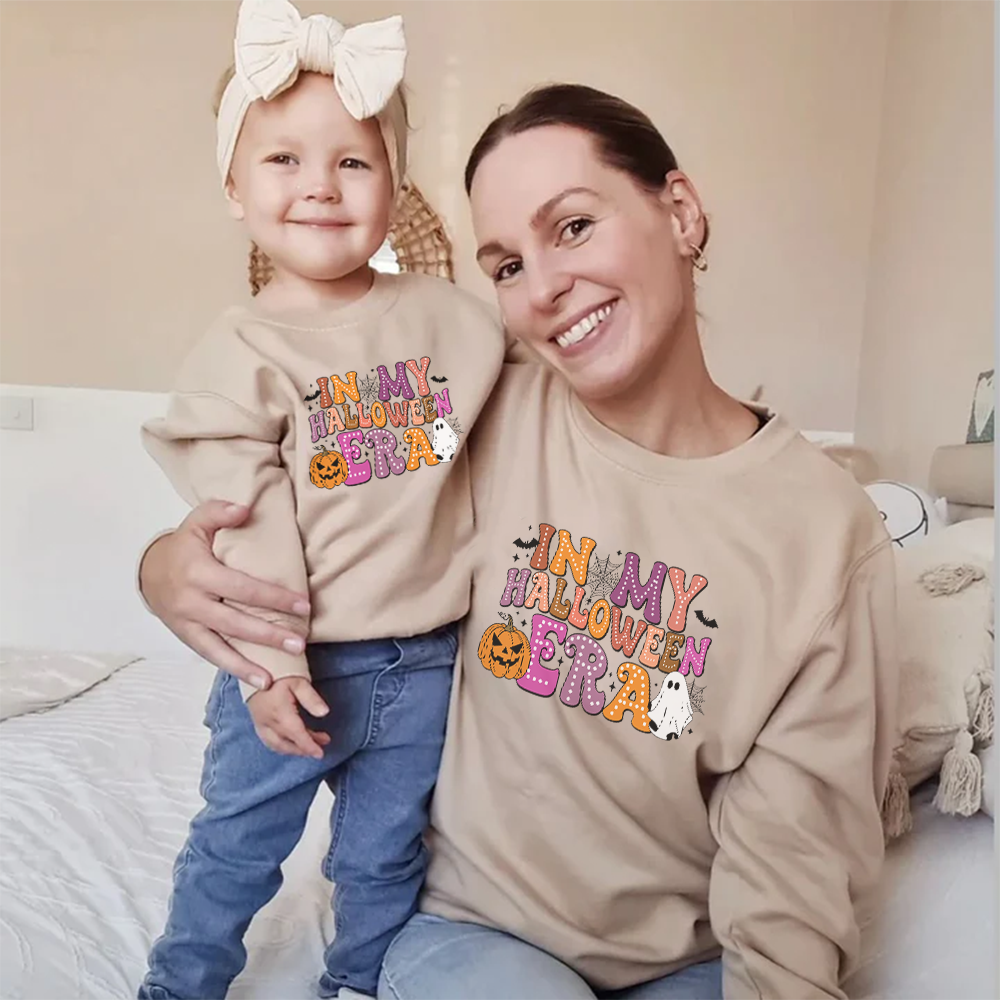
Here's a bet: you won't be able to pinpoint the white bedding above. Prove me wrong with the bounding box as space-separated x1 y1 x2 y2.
0 658 334 1000
843 782 997 1000
1 659 995 1000
0 649 141 721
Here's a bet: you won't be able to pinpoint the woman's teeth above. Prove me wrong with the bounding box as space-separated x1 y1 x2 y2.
555 302 615 349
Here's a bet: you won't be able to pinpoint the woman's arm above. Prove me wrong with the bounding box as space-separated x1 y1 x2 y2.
139 499 311 691
708 541 898 999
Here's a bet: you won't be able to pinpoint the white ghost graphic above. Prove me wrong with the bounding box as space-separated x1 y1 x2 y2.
648 673 692 740
431 418 460 463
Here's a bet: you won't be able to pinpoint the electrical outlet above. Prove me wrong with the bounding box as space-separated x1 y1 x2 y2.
0 396 34 431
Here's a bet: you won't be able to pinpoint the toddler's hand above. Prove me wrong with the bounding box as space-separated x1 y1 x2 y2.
247 677 331 759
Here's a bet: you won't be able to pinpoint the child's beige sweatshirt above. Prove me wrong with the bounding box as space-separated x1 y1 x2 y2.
143 272 505 690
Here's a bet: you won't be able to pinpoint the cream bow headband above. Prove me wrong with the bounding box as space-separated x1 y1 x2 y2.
216 0 407 188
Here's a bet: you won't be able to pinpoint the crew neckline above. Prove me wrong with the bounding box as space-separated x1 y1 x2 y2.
235 269 402 331
566 378 797 484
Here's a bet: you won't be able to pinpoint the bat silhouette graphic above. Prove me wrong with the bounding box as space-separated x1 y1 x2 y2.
512 537 539 550
430 375 449 383
303 390 321 403
695 610 718 629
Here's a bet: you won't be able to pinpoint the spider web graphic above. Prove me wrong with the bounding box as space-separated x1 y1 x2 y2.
688 679 706 714
358 374 379 406
587 553 623 603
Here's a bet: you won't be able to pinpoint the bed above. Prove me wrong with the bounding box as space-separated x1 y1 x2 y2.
0 388 995 999
2 655 995 1000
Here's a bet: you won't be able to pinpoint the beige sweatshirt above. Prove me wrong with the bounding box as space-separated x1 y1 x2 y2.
422 363 898 999
142 272 505 690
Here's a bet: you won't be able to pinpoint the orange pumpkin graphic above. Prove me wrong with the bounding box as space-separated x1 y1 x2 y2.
477 613 531 679
309 447 348 489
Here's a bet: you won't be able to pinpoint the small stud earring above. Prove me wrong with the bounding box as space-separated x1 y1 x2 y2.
689 244 708 272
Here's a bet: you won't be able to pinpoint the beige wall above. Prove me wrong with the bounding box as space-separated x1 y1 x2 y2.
0 0 892 432
854 0 995 487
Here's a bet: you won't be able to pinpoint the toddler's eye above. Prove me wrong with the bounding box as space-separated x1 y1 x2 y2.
342 158 370 170
268 154 298 166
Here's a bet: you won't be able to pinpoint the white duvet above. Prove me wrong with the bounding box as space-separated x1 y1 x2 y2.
0 649 140 721
0 658 335 1000
0 659 995 1000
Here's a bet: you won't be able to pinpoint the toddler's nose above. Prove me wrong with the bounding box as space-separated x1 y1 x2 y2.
303 172 341 203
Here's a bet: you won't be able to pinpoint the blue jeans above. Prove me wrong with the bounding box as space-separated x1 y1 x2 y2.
378 914 723 1000
140 625 457 1000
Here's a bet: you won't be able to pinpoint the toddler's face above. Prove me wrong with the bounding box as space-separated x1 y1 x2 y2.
227 73 393 286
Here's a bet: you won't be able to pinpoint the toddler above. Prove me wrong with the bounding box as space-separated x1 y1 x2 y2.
138 0 504 996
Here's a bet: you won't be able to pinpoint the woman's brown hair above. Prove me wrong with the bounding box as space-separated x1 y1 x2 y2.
465 83 708 251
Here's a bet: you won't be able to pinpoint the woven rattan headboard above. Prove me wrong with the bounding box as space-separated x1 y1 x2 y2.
387 181 454 282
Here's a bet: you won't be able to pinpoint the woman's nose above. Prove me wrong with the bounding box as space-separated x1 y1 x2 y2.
527 260 573 313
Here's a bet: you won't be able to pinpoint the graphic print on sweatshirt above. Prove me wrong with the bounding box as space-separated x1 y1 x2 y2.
477 522 712 742
304 357 463 489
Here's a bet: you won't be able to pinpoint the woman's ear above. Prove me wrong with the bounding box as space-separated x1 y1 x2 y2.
224 175 246 221
662 170 705 259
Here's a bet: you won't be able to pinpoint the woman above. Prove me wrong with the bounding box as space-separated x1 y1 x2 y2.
141 85 897 1000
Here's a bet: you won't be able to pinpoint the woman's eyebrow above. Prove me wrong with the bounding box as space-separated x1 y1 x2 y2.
476 186 600 263
530 186 598 228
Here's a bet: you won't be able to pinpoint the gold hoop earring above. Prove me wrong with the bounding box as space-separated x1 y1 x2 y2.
690 244 708 272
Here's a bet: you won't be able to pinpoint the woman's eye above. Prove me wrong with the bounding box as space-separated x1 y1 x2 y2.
494 260 523 283
342 158 369 170
560 217 593 242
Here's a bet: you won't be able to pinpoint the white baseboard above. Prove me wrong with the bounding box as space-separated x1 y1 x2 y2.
801 429 855 447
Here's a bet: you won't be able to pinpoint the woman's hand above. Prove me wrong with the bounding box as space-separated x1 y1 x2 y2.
139 500 311 690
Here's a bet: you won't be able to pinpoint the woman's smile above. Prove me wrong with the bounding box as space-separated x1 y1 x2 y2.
552 298 618 350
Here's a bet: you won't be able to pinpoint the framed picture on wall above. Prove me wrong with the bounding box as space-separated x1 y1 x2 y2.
966 369 994 444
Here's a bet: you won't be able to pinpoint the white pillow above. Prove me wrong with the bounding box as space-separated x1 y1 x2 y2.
979 743 996 818
894 518 994 789
0 649 140 720
926 516 995 820
864 481 948 549
938 515 996 564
